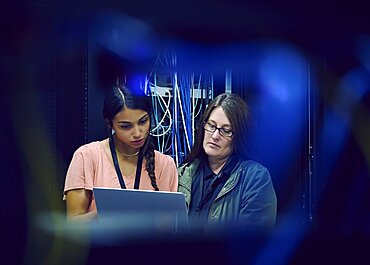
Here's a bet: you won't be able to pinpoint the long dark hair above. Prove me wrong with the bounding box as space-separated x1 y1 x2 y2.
184 93 252 164
102 84 159 191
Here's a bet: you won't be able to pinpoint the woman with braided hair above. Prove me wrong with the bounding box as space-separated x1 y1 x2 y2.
63 84 178 221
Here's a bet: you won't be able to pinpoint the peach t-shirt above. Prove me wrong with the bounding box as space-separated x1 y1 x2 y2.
63 138 178 212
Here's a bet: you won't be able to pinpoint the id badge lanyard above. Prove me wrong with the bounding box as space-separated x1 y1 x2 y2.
109 136 143 189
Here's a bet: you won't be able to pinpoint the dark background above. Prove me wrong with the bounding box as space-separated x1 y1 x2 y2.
1 1 370 264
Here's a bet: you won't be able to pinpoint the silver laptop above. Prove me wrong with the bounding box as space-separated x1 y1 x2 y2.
93 187 189 233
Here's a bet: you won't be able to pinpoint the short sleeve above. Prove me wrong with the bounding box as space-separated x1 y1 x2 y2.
63 145 96 198
165 155 178 192
155 151 178 192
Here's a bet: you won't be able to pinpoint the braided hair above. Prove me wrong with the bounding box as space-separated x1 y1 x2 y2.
142 137 159 191
102 83 159 191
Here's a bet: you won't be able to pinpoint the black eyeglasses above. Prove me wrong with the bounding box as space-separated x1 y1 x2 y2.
203 122 233 137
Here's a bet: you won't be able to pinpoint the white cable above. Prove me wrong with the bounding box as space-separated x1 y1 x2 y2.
225 69 232 93
144 75 150 95
173 73 179 167
191 73 197 144
192 75 204 119
211 74 214 99
176 77 191 151
150 91 173 137
151 76 162 152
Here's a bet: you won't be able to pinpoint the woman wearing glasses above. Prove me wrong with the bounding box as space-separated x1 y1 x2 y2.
178 93 277 232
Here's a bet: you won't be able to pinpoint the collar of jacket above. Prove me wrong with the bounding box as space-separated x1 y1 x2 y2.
178 159 201 206
179 158 245 203
215 166 241 199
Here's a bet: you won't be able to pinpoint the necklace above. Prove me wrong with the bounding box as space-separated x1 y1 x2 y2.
115 148 139 157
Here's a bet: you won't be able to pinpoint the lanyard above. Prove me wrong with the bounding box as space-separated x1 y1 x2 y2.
196 172 224 210
196 155 239 210
109 136 143 189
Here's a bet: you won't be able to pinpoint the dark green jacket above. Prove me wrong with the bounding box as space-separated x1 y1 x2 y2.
178 158 277 230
